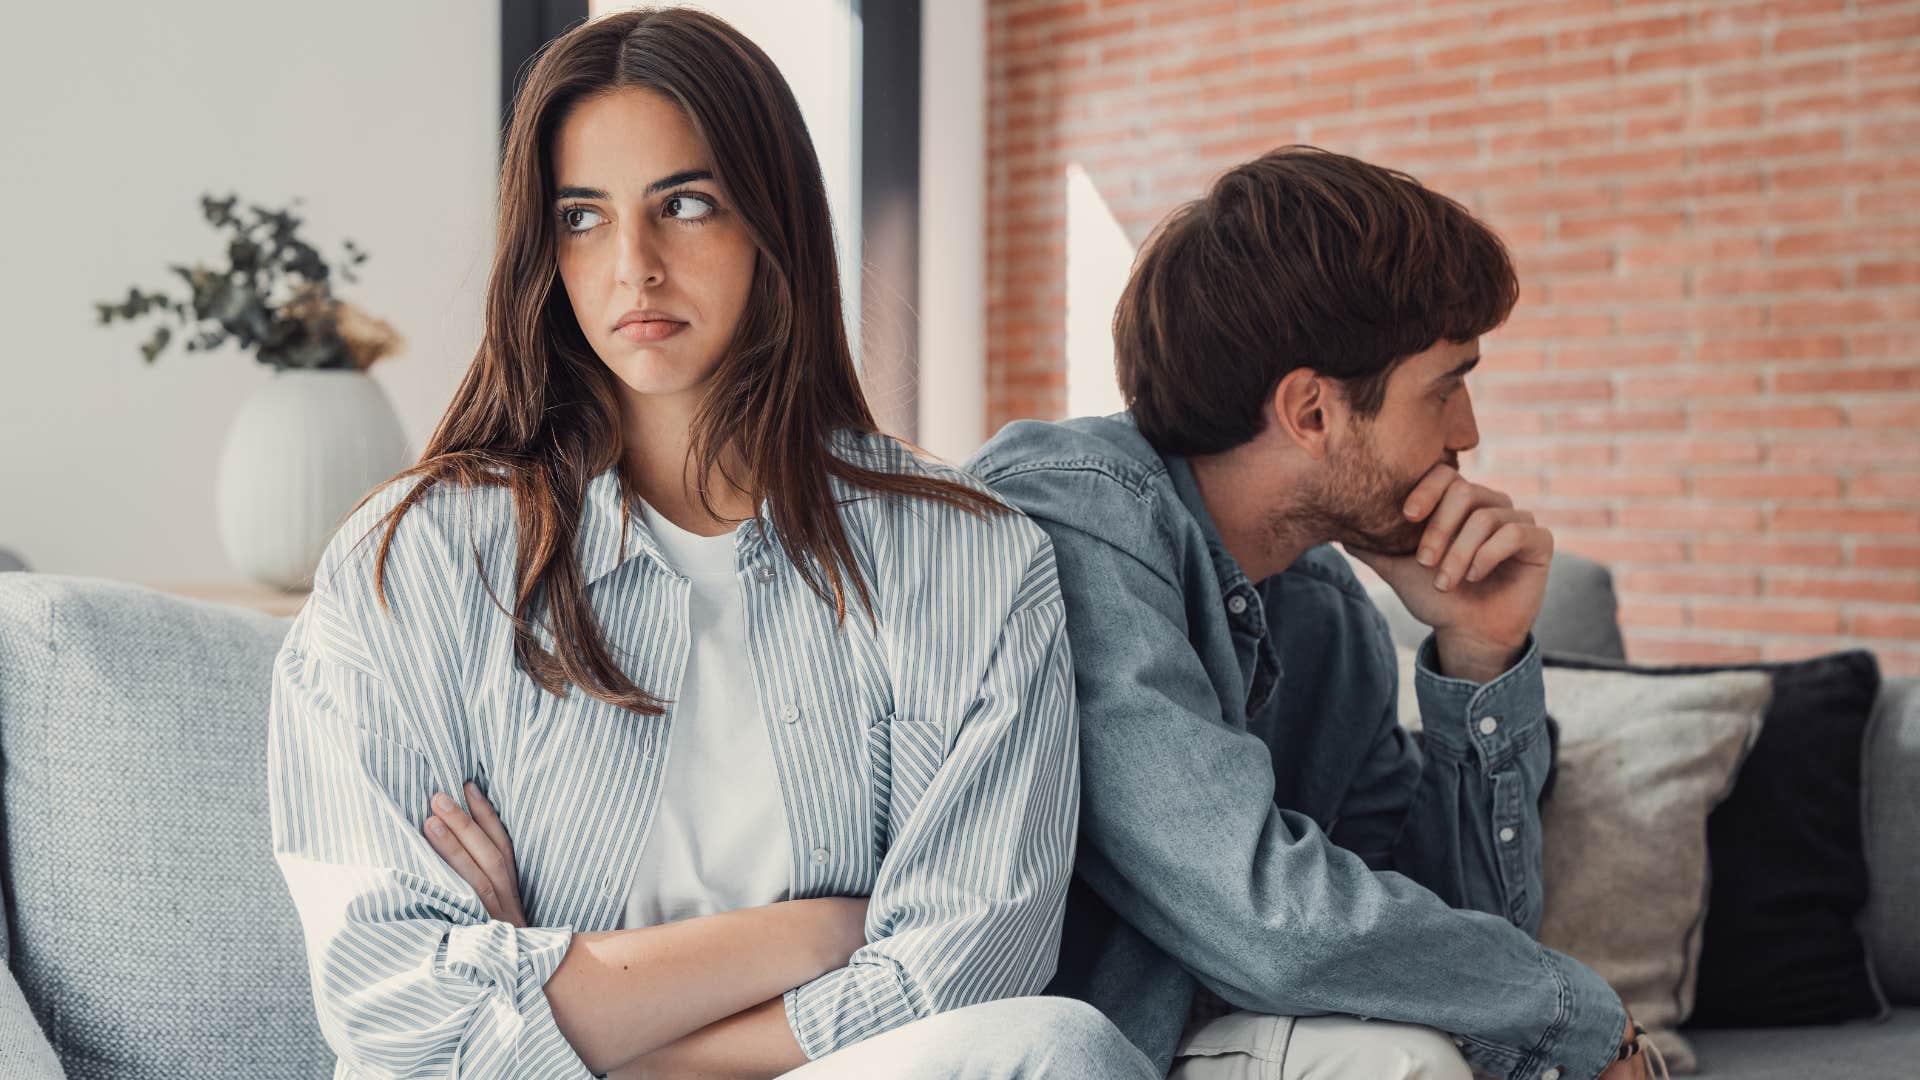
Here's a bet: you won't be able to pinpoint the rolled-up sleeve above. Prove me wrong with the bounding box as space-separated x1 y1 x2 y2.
267 520 591 1079
782 544 1081 1059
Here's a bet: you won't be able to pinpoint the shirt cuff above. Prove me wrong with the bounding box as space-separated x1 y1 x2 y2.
436 920 589 1077
1528 946 1631 1080
783 957 919 1060
1453 944 1627 1080
1412 633 1548 773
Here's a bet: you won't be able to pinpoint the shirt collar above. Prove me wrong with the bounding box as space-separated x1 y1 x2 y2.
1163 451 1277 635
574 429 878 587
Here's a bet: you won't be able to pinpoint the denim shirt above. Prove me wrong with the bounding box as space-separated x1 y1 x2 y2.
969 414 1627 1080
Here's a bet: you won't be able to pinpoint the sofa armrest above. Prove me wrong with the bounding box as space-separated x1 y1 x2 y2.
1864 675 1920 1005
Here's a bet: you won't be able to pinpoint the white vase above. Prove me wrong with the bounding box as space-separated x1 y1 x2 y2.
215 368 411 590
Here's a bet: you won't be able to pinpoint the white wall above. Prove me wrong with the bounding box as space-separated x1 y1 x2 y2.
917 0 987 464
0 1 498 583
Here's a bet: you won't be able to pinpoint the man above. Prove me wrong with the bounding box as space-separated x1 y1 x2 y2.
968 147 1652 1080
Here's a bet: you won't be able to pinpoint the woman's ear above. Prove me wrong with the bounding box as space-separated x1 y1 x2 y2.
1270 367 1336 461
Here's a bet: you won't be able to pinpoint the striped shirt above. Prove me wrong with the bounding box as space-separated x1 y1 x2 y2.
267 430 1080 1078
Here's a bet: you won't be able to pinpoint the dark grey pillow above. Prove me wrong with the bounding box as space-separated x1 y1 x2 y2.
0 575 325 1078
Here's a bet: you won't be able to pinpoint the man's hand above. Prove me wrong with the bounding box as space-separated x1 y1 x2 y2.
1345 464 1553 684
425 781 529 927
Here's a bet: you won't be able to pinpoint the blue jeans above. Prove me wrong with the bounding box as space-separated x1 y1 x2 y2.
784 997 1160 1079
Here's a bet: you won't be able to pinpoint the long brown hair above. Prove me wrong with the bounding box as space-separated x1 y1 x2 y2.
354 7 998 714
1115 145 1518 456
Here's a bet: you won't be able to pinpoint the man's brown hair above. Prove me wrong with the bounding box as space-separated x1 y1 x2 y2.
1114 145 1519 456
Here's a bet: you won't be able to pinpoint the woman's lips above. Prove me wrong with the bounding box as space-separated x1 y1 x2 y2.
614 319 688 343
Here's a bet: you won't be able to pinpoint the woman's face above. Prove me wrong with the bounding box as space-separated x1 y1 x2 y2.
549 88 757 404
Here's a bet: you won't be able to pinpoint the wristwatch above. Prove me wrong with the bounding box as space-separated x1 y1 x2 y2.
1614 1019 1647 1063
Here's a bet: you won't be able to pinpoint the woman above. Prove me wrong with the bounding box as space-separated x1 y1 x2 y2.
267 7 1155 1079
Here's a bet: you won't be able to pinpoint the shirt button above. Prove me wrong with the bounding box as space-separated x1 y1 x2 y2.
782 703 801 723
1479 716 1500 735
756 565 776 583
1542 1069 1562 1080
1226 595 1249 615
1499 827 1517 843
811 847 829 864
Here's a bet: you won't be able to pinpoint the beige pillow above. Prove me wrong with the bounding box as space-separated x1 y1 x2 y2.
1395 651 1769 1074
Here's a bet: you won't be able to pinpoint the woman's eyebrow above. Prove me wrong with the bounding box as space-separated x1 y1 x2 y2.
552 169 716 204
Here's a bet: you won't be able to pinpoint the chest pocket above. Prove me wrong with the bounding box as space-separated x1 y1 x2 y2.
866 713 950 862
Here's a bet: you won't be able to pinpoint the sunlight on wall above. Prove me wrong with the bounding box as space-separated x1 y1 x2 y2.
1065 163 1134 419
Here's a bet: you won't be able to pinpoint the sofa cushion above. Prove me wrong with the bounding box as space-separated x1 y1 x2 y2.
1531 665 1769 1073
1687 1006 1920 1078
1865 676 1920 1004
1550 650 1886 1027
0 575 325 1079
0 959 63 1080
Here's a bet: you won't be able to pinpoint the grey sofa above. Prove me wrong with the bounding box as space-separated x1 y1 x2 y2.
0 564 1915 1078
1369 554 1920 1078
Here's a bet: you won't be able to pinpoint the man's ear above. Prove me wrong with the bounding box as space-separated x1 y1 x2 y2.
1271 367 1336 461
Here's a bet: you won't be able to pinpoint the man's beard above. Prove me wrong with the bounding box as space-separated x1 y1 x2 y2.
1297 430 1449 558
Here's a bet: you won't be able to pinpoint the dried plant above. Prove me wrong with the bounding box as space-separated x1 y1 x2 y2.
94 193 403 370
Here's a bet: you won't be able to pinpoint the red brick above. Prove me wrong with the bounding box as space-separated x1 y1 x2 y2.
1556 83 1687 116
1556 407 1688 433
1619 570 1762 597
1698 267 1848 296
1619 504 1766 532
1428 36 1549 68
1303 56 1416 86
1850 613 1920 641
1697 129 1845 166
1552 474 1688 498
1618 439 1763 466
985 0 1915 670
1694 473 1844 499
1699 405 1846 432
1694 540 1845 567
1697 336 1846 365
1775 367 1920 394
1625 36 1766 72
1490 56 1617 91
1858 545 1920 570
1559 147 1689 180
1772 508 1920 534
1618 599 1689 628
1559 535 1690 565
1619 373 1763 400
1852 472 1920 500
1767 572 1920 604
1693 605 1843 635
1776 12 1920 52
1556 342 1684 369
1860 261 1920 287
1481 378 1615 405
1555 15 1688 50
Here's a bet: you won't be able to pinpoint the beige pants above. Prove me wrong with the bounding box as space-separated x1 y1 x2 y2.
1170 1011 1474 1080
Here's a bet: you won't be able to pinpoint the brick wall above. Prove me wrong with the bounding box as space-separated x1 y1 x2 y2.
986 0 1920 673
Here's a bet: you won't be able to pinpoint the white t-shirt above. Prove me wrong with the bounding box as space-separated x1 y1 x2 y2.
620 500 792 929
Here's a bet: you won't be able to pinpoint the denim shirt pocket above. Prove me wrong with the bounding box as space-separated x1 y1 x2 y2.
866 712 950 861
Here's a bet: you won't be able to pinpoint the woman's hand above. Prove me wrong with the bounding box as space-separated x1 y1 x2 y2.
425 781 528 927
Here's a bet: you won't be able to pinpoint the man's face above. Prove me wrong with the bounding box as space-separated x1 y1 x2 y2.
1308 338 1484 556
